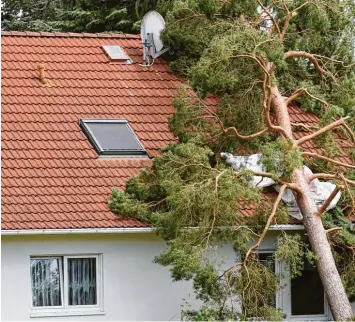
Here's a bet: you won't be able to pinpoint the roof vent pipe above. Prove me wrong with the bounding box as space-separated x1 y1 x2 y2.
38 63 50 86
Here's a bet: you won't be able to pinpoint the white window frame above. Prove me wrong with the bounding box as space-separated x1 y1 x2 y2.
254 248 332 321
277 260 332 321
30 254 104 318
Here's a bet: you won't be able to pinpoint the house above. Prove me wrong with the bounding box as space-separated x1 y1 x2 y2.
1 31 354 321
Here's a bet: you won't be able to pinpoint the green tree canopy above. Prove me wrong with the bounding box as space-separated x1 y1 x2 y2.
110 1 355 320
1 0 142 33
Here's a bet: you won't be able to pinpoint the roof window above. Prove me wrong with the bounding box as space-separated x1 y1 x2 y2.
79 119 147 157
102 45 132 64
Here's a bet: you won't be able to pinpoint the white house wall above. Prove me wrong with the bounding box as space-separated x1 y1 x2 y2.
1 233 236 321
2 232 354 321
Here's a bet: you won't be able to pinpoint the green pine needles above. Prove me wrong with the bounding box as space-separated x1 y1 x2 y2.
108 0 355 320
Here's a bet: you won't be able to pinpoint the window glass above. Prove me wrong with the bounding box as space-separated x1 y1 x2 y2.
68 258 97 306
87 122 143 151
258 252 276 308
80 119 146 156
291 259 324 315
31 258 62 307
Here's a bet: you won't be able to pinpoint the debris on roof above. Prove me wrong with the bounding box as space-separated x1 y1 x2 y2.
2 32 353 230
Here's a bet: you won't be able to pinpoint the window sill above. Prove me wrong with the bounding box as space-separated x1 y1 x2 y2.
30 309 105 318
289 314 329 321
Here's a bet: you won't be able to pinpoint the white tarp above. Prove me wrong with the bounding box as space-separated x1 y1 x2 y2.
220 152 342 220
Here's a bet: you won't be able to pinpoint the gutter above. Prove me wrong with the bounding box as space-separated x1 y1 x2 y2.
1 225 304 236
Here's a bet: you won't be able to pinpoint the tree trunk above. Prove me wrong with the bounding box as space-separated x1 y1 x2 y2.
271 84 353 320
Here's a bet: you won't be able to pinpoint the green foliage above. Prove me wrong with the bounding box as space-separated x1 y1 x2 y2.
248 203 289 235
275 233 316 279
322 208 355 300
189 25 284 97
260 139 303 181
110 140 261 240
1 0 141 33
235 257 282 320
168 87 209 143
107 0 355 319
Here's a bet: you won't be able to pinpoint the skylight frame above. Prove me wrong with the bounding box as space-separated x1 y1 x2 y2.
102 45 132 64
79 119 147 157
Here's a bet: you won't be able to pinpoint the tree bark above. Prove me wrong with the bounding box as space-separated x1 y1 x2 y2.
270 84 353 320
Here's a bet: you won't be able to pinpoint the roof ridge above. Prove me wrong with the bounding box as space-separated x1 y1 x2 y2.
1 31 141 39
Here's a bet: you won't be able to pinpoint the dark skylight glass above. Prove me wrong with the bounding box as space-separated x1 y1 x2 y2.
79 119 146 157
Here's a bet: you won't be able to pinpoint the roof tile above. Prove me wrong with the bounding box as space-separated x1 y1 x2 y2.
2 32 354 230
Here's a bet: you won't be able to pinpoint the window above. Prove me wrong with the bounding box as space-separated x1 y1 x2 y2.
243 251 277 320
291 258 326 316
102 45 132 64
79 119 147 157
244 250 332 321
277 254 331 320
30 255 103 317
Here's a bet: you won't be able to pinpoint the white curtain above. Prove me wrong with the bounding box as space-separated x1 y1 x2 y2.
31 258 62 307
68 258 97 305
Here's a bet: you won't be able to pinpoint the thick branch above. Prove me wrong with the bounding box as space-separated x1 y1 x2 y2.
284 51 328 75
316 185 343 217
221 185 287 277
291 122 319 133
302 151 355 169
310 173 355 187
243 184 287 263
295 117 349 146
231 168 302 194
264 64 293 139
286 87 330 109
279 1 311 39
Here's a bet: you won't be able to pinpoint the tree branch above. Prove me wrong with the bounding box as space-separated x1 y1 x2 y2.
317 185 343 217
243 184 287 263
302 151 355 169
339 173 355 216
325 227 343 234
291 122 319 132
213 121 269 141
336 119 355 145
203 170 226 248
285 88 306 105
284 50 329 75
309 173 355 188
263 63 292 139
286 87 330 109
295 117 349 146
257 0 281 38
230 168 302 194
221 185 287 277
279 1 310 39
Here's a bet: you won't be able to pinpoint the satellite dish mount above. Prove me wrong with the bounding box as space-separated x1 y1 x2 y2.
140 11 169 66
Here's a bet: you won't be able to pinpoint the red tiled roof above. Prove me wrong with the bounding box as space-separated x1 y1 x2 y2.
2 31 353 230
1 31 219 230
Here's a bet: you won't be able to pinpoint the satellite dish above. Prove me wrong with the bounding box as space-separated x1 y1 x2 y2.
140 10 169 63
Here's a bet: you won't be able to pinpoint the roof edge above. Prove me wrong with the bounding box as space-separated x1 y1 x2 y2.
1 227 154 235
1 30 141 39
1 224 305 236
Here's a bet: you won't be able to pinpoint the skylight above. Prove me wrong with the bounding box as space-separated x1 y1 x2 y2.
102 45 132 63
79 119 147 157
